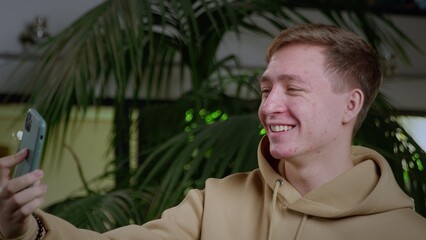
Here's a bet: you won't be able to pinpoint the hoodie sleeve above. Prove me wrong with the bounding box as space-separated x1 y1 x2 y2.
15 189 204 240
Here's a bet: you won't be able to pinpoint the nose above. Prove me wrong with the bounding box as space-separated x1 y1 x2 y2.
260 87 287 115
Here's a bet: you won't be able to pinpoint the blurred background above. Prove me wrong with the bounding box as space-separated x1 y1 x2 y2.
0 0 425 231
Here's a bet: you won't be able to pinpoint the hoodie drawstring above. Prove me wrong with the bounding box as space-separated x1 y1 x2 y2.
268 179 308 240
268 179 283 240
294 214 308 240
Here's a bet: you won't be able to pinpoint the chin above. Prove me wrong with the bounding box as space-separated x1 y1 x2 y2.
269 145 297 159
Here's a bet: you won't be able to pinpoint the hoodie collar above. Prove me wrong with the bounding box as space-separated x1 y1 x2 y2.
258 136 414 218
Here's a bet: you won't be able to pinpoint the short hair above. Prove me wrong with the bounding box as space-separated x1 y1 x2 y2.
266 23 382 133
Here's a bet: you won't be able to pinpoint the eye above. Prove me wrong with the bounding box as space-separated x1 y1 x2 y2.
287 86 303 92
261 87 271 97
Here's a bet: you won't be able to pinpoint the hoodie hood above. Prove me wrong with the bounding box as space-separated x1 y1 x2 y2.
258 136 414 219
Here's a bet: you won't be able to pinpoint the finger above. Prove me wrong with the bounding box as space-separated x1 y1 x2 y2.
33 180 41 186
0 183 47 224
0 149 28 185
0 149 28 168
8 195 45 226
16 195 45 217
9 184 47 214
0 170 44 199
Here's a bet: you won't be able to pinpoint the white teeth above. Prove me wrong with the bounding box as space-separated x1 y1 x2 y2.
270 125 294 132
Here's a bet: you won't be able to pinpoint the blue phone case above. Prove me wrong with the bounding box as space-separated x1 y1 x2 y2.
13 108 47 178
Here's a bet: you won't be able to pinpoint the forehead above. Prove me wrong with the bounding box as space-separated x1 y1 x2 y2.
260 44 327 85
260 73 309 86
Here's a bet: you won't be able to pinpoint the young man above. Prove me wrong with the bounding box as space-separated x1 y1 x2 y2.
1 23 425 240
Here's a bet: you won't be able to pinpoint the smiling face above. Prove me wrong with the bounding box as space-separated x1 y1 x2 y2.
258 44 356 161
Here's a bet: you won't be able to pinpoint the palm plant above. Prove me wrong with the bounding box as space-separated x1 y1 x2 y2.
8 0 426 230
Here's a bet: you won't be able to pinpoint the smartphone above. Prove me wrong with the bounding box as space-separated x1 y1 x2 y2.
13 108 47 178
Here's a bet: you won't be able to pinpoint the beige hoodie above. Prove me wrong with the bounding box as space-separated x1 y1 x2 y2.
5 137 426 240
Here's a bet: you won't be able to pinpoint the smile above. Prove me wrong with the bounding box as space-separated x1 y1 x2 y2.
269 125 295 133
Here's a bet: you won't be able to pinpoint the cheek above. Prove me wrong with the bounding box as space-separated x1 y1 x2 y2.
313 101 344 136
258 105 264 122
302 102 320 125
305 102 333 135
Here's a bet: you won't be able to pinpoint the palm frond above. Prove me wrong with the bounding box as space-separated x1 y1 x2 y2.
45 189 153 231
133 113 261 219
7 0 425 226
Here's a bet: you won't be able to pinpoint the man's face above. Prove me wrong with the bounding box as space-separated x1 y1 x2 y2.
258 44 352 160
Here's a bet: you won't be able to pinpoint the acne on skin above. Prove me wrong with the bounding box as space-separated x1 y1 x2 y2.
258 44 360 195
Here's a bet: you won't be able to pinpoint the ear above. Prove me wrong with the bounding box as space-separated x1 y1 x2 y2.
342 88 364 124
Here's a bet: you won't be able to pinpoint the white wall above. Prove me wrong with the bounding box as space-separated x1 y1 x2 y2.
400 116 426 151
0 0 103 52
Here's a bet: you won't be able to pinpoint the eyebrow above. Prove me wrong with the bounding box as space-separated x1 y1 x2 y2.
260 73 307 85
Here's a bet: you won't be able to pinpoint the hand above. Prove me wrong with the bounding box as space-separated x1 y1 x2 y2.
0 149 47 238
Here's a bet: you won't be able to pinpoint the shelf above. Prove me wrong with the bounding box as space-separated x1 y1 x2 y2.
0 52 39 61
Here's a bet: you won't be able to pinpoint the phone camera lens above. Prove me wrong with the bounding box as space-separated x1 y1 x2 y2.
25 114 32 132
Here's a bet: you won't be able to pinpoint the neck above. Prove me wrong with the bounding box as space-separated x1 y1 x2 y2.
278 145 354 195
